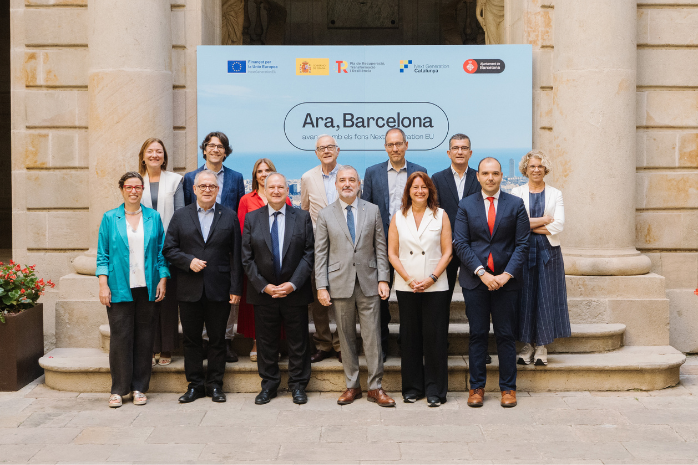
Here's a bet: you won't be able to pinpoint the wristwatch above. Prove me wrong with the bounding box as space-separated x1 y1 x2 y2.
477 269 486 277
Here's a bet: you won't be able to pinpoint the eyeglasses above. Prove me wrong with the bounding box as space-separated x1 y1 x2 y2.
123 185 143 192
316 145 337 152
385 142 405 149
197 184 219 191
450 145 471 152
205 144 225 151
529 165 545 171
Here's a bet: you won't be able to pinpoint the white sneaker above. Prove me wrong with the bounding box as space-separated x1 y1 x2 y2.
534 345 548 366
517 343 534 365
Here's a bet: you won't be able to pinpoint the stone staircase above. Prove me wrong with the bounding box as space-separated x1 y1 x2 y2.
39 273 685 393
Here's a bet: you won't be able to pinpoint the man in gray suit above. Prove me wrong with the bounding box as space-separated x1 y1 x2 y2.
314 165 396 407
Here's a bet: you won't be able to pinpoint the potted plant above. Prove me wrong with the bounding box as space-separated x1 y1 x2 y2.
0 260 55 391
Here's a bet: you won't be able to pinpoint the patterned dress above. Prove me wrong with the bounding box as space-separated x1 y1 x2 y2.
517 190 571 346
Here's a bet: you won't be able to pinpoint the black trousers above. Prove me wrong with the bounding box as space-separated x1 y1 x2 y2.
396 290 451 401
378 264 395 354
153 273 179 354
107 287 156 395
254 302 311 392
463 284 518 391
445 256 461 299
179 296 231 392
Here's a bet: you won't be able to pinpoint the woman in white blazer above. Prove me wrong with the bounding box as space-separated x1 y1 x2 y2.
510 150 570 366
138 138 184 366
388 172 452 407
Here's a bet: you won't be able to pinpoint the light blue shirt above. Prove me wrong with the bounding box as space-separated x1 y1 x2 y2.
267 204 296 291
322 163 341 205
197 203 216 242
387 161 408 218
451 165 467 199
204 165 224 204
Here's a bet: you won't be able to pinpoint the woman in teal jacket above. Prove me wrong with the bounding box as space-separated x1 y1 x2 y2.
97 171 170 408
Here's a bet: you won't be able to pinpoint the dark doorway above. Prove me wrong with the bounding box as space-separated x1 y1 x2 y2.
0 0 10 253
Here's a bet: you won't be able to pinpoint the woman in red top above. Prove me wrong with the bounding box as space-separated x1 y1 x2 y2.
237 158 292 361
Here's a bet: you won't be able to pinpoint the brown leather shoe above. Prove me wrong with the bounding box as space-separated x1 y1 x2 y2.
467 388 484 407
501 390 517 408
337 388 362 405
336 351 342 363
367 388 396 407
310 349 333 363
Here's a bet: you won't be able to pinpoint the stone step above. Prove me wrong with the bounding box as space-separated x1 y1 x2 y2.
39 345 685 393
99 322 626 356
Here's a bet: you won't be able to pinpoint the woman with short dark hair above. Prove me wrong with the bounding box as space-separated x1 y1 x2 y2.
388 172 453 407
97 172 170 408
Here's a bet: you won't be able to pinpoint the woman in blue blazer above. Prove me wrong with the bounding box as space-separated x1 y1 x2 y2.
97 172 170 408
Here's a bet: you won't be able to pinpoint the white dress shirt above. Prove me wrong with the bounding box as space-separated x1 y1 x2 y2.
387 161 407 219
338 197 359 240
126 215 146 289
451 165 467 199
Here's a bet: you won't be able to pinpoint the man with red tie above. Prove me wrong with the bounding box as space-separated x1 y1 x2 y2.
453 157 530 408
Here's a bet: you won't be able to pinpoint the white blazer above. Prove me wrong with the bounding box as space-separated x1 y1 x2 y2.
510 183 564 247
392 207 449 292
142 169 183 232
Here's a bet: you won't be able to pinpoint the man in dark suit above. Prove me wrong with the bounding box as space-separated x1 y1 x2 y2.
431 134 481 297
163 170 243 404
183 131 245 363
453 157 529 408
362 128 427 361
241 173 315 405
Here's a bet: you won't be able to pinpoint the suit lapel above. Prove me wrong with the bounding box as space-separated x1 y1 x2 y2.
188 204 204 242
220 166 229 207
312 166 328 209
416 207 435 238
206 203 223 242
464 167 478 199
116 204 128 248
378 161 390 215
259 207 273 254
491 194 505 238
477 194 491 236
354 199 368 246
444 168 459 204
332 201 354 246
281 207 295 258
543 185 552 216
143 209 153 255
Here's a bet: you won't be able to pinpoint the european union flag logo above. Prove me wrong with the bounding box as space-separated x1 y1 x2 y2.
228 61 246 73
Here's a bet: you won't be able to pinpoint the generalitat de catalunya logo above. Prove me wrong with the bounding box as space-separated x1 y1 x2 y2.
228 60 246 73
399 60 412 73
336 61 348 73
296 58 330 75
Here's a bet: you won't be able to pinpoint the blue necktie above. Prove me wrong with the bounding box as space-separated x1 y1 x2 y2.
346 205 355 243
271 211 281 282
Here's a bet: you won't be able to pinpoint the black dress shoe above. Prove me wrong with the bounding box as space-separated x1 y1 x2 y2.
403 393 423 403
486 354 492 364
255 389 277 405
310 349 333 363
207 387 226 403
427 396 441 407
178 388 205 403
336 351 342 363
382 351 387 363
226 340 238 363
292 389 308 404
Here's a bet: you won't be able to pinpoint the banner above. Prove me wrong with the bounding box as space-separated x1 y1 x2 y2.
197 45 532 202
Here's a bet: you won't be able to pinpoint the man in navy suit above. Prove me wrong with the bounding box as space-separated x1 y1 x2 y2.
362 128 427 361
431 134 481 297
183 131 245 363
453 157 529 408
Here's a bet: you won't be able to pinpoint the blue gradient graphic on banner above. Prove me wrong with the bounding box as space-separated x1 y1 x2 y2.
198 45 532 200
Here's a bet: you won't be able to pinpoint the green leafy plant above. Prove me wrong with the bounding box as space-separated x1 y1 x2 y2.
0 260 55 323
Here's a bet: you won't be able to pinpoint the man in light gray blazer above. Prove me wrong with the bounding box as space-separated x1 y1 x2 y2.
314 165 395 407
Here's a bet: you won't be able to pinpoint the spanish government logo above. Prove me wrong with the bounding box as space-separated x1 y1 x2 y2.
227 60 246 73
399 60 412 73
463 59 478 74
336 61 348 73
295 58 330 75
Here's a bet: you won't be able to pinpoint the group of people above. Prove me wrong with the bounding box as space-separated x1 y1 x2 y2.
96 128 570 410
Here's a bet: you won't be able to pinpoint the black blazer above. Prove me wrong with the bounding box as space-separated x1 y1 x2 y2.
241 205 315 307
362 160 427 237
163 202 243 302
453 191 530 290
432 165 480 229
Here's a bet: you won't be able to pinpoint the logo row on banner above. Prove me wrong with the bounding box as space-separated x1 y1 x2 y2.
227 58 505 75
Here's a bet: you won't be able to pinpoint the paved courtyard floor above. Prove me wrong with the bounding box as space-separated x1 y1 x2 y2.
1 357 697 465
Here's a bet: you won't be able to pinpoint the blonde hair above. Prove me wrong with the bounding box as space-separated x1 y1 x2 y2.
519 150 552 177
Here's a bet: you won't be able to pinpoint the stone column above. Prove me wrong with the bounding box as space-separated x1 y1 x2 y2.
74 0 173 274
552 0 650 276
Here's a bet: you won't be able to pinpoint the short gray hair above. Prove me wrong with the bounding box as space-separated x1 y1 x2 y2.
315 134 337 147
336 165 360 179
194 170 218 186
449 133 471 148
264 172 288 189
385 128 406 142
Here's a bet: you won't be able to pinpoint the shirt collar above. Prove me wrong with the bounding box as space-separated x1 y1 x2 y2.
268 203 287 217
197 202 216 213
481 190 501 200
387 161 407 172
204 164 225 176
339 197 358 210
451 165 468 179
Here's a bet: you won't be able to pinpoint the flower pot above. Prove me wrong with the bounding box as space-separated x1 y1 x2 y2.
0 303 44 391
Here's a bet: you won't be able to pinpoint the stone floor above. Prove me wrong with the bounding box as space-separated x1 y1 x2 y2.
1 357 697 465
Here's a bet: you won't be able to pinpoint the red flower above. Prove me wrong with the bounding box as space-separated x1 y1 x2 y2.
38 278 44 285
20 289 25 294
21 268 28 274
14 264 20 271
9 260 14 265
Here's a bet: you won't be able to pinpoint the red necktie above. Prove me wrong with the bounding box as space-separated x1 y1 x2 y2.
487 197 495 272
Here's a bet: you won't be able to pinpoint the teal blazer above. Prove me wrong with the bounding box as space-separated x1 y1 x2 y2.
96 204 171 303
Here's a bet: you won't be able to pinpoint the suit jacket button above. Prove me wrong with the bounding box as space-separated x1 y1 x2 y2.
422 251 425 255
353 263 355 266
410 251 413 255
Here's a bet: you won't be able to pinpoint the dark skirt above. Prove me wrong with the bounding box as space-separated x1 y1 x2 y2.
517 244 571 346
